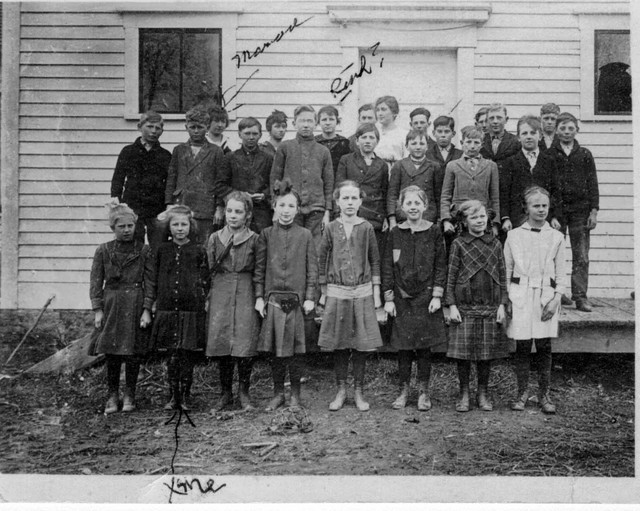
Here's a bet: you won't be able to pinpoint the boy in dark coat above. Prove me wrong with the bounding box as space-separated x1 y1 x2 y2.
315 105 351 177
110 111 171 252
539 103 560 152
548 112 599 312
480 103 521 170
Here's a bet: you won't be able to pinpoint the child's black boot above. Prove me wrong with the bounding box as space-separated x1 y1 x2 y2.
105 356 121 414
265 357 286 412
237 357 255 411
122 360 139 413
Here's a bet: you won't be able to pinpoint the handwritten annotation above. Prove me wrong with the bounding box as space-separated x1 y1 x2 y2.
232 16 314 68
330 42 383 103
164 476 227 504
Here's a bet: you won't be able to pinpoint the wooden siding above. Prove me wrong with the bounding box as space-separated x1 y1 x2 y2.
5 0 633 309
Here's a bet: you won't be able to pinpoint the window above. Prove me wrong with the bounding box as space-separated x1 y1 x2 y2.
139 29 222 114
579 12 631 121
594 30 631 115
121 8 240 120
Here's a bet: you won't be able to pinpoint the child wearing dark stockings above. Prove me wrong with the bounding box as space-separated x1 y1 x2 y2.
90 204 153 414
446 200 508 412
150 205 210 410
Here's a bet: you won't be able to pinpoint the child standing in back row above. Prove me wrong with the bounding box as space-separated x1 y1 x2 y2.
382 186 447 411
445 200 508 412
318 180 383 412
315 105 352 177
254 180 318 411
150 205 210 411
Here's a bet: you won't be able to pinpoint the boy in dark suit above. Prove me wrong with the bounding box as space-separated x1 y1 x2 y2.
165 108 225 245
480 103 521 170
348 103 376 152
475 107 489 135
539 103 560 152
409 107 436 149
548 112 599 312
500 115 562 232
425 115 463 222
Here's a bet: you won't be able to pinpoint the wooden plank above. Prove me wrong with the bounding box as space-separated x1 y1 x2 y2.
475 54 579 68
230 52 341 67
20 131 136 144
236 13 334 27
20 194 113 207
589 248 634 262
476 41 580 55
475 80 579 94
474 92 579 106
20 91 123 104
19 258 92 271
20 155 121 168
20 103 124 117
20 232 112 245
21 65 124 79
590 234 633 248
598 183 634 197
18 283 91 309
20 182 109 194
21 39 124 53
484 14 578 29
235 39 342 55
21 53 124 65
20 117 132 130
20 245 100 258
490 2 625 15
20 205 107 219
596 172 633 185
20 219 112 232
238 65 342 80
20 142 138 155
478 28 579 41
589 146 633 159
236 26 337 41
21 26 123 39
554 326 634 353
21 12 123 26
475 67 578 80
21 78 125 91
19 270 90 283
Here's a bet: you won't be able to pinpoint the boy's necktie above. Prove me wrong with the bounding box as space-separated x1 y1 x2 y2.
526 151 537 170
492 136 501 154
465 156 478 172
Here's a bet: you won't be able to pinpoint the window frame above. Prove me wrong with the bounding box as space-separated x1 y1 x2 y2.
123 11 239 121
579 13 631 121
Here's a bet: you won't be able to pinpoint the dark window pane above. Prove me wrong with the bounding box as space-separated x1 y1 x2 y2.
595 30 631 115
140 29 221 114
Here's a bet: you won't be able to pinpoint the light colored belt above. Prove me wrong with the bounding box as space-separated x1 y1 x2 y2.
326 283 373 299
511 275 556 289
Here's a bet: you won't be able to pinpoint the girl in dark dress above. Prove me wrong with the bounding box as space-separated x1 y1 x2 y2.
254 180 318 411
150 205 210 411
90 204 153 414
445 200 508 412
382 186 447 411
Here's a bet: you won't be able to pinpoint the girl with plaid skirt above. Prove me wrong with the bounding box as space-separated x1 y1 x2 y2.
318 180 383 412
254 180 318 411
446 200 508 412
382 186 447 411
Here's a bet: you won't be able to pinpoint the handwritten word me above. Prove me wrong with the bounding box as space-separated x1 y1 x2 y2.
330 42 383 103
164 476 227 504
232 16 313 68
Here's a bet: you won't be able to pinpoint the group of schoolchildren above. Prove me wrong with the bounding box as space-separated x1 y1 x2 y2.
92 96 599 417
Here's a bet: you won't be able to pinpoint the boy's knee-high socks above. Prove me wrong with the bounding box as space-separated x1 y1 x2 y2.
397 350 413 385
514 339 532 394
456 360 471 389
477 360 491 387
535 338 552 395
416 349 431 386
352 350 367 388
237 357 253 392
334 350 350 384
271 357 286 395
218 356 234 394
106 355 122 395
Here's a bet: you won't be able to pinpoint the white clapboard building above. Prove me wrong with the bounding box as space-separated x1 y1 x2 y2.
0 0 632 309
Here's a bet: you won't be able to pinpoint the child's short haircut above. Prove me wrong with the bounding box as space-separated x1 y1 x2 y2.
397 185 428 210
138 111 163 128
318 105 340 120
108 203 137 227
556 112 579 128
540 103 561 116
225 190 254 222
358 103 374 115
516 115 541 135
409 107 431 122
293 104 316 120
433 115 455 130
238 117 262 132
185 107 210 126
266 109 288 131
208 105 229 127
355 122 380 141
461 125 484 141
522 185 551 212
455 200 486 226
405 129 426 145
157 204 198 237
272 178 301 207
475 107 489 122
333 179 364 202
375 95 400 116
487 103 508 117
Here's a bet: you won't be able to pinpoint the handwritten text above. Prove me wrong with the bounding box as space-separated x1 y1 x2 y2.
164 476 227 503
330 42 383 103
232 16 314 68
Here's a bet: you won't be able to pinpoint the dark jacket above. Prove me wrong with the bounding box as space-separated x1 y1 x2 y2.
480 131 521 170
214 146 273 212
425 144 464 222
110 138 171 217
335 151 388 230
165 141 224 219
315 134 352 176
387 157 440 221
500 150 563 226
548 139 599 213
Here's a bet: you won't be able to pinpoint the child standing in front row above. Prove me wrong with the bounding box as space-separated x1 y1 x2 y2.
382 186 447 411
504 186 566 414
254 180 318 411
445 200 508 412
150 205 210 411
318 180 383 412
90 204 153 414
206 192 260 412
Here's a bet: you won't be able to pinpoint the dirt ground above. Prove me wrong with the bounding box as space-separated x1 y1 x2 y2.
0 311 634 477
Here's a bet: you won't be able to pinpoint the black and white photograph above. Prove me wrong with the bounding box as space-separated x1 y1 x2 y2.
0 0 636 505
